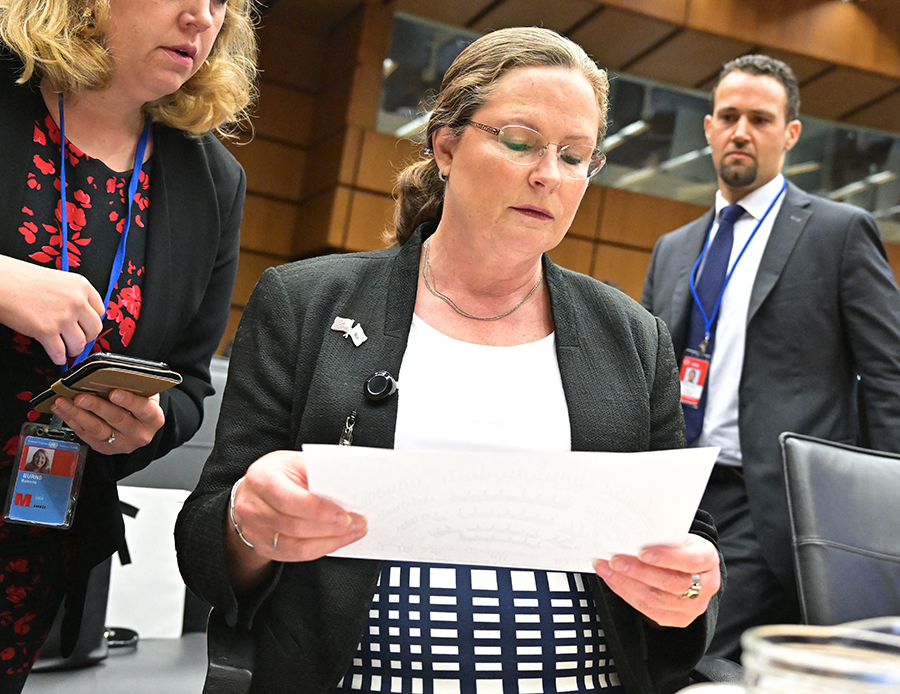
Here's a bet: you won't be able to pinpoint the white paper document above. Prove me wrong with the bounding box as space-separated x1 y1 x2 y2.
304 444 719 573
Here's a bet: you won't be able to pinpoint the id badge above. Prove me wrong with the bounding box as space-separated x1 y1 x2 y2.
3 422 88 529
680 349 711 409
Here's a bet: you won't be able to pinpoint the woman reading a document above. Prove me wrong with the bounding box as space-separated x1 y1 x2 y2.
176 27 722 694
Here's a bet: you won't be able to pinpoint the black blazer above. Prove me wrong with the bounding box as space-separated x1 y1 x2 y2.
177 224 723 694
642 180 900 588
0 53 244 648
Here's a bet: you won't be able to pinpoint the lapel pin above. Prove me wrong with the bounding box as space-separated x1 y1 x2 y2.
331 316 368 347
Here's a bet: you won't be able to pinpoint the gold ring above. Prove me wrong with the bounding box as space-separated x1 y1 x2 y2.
682 573 702 599
272 532 280 552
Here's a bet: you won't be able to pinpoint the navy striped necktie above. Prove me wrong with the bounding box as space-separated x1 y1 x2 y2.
683 203 745 444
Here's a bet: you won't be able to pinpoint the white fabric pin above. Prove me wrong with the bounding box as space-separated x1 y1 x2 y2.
331 316 368 347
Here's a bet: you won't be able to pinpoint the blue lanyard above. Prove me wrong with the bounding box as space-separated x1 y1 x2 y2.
689 179 787 347
58 93 151 368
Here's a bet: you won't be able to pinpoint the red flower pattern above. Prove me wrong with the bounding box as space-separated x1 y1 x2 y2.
5 586 26 604
118 317 136 346
15 112 148 350
6 560 28 573
74 189 91 208
13 615 34 635
32 155 54 176
120 285 142 318
18 221 37 244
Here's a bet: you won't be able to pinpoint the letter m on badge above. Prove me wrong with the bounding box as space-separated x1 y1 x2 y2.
14 493 32 507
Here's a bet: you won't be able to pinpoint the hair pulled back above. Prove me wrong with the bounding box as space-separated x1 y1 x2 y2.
390 26 608 246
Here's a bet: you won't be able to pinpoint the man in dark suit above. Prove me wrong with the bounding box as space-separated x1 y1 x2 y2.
642 54 900 660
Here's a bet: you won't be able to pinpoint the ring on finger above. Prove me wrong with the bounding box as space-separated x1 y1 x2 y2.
682 573 702 599
104 429 116 445
272 532 280 552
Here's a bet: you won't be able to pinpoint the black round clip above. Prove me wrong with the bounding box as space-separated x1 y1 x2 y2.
364 371 398 402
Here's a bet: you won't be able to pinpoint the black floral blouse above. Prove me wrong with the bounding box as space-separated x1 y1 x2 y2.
0 105 152 678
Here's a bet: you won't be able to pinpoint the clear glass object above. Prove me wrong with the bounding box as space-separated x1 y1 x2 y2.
682 620 900 694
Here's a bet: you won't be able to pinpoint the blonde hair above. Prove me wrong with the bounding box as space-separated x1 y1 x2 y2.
390 26 609 246
0 0 259 136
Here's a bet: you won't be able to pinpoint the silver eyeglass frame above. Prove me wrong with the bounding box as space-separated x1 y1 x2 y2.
467 121 607 179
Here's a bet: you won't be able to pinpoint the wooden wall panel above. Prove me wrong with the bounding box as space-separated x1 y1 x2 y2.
548 236 593 276
253 82 315 146
322 6 365 80
569 7 678 72
227 139 306 201
295 186 353 256
352 3 393 132
356 129 420 194
241 193 299 259
470 0 597 34
800 68 898 122
598 187 706 250
312 67 358 142
345 191 395 251
886 242 900 288
846 90 900 134
233 251 278 307
256 25 326 92
568 185 604 240
347 62 387 130
625 28 752 87
687 0 900 79
591 243 652 301
696 47 832 93
388 0 496 29
240 195 299 257
602 0 687 24
303 127 362 199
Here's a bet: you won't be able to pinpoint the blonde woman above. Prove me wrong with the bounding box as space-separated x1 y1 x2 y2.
0 0 257 688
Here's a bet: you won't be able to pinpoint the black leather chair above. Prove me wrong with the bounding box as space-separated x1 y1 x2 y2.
203 609 254 694
780 432 900 626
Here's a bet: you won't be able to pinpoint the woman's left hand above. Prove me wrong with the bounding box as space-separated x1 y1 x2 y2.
593 534 721 628
50 389 165 455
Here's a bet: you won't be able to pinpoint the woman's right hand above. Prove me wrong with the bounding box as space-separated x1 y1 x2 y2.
0 255 104 365
226 450 367 591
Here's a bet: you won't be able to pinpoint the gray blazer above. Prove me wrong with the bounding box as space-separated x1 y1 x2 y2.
177 224 722 694
641 180 900 589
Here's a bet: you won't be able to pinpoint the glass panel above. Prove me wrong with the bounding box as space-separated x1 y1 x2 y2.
377 13 900 243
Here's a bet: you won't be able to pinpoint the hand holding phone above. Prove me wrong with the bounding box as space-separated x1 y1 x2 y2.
30 352 182 414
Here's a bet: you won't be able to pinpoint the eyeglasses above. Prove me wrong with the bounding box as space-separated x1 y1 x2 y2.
467 121 606 180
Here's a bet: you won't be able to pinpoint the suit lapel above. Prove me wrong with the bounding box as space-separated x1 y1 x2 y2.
670 210 714 355
747 183 812 324
132 122 173 357
0 72 41 251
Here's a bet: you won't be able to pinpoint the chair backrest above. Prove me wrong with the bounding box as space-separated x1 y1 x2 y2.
780 432 900 626
120 355 229 491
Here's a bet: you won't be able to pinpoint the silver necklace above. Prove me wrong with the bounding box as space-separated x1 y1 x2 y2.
422 237 543 321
